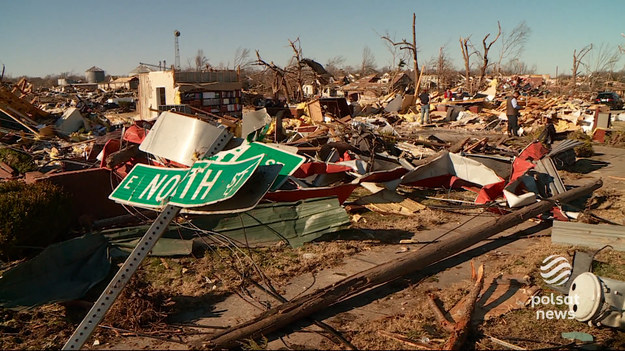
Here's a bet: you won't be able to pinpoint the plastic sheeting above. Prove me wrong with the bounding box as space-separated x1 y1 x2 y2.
0 234 110 310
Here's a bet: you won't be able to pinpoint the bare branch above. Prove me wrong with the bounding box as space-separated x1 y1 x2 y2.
381 36 416 53
483 21 502 51
475 22 502 89
572 44 593 92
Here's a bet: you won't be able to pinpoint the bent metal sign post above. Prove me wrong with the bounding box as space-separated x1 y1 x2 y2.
109 155 263 209
66 156 266 350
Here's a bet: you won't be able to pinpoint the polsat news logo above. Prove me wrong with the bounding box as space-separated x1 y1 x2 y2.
540 254 572 286
531 254 577 320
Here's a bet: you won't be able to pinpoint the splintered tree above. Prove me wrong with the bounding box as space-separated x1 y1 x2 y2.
459 36 475 93
572 44 592 92
474 21 501 90
381 12 421 98
288 38 305 102
254 50 290 102
496 21 531 76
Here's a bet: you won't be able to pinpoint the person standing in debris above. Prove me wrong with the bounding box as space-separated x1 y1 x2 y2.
506 91 523 136
419 89 431 125
444 88 453 100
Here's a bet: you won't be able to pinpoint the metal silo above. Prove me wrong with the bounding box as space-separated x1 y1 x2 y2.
85 66 105 83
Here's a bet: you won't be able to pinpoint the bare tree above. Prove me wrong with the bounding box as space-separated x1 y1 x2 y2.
504 59 535 75
361 46 377 76
496 21 531 76
620 33 625 54
435 46 455 89
233 47 252 70
459 36 476 93
472 22 501 90
381 13 421 98
572 44 592 91
588 43 620 74
195 49 209 71
325 56 346 77
585 43 621 90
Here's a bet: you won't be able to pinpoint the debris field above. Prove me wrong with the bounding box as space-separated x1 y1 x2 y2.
1 57 625 351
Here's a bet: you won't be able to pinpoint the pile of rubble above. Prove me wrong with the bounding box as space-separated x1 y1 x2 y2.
1 76 623 349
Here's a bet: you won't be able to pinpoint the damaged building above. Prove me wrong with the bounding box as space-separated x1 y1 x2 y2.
137 69 243 120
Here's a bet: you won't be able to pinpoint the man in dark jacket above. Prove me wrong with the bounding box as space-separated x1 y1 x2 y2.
506 91 523 136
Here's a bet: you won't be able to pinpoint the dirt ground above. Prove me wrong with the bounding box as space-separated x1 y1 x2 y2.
2 133 625 350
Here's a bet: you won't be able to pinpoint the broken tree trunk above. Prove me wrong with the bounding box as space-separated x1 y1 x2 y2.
202 179 602 350
428 262 485 350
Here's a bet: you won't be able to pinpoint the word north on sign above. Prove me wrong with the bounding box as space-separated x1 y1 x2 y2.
109 155 263 209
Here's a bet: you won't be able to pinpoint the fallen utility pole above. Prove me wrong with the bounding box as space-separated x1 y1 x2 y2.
202 179 602 349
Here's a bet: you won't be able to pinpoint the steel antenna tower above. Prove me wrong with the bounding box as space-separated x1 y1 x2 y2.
174 30 181 70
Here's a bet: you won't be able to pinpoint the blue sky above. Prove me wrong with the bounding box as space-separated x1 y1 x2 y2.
1 0 624 78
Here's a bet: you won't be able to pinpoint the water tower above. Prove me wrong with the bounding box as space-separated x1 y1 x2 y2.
174 30 181 70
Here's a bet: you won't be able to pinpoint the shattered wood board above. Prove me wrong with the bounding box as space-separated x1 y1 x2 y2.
364 199 425 216
356 189 425 216
307 99 323 123
551 221 625 251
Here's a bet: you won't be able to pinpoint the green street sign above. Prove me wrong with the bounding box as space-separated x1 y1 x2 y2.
209 142 305 190
109 155 263 209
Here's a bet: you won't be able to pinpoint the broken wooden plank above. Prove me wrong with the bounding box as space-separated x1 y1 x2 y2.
552 221 625 251
200 179 602 350
307 99 323 123
465 138 488 153
377 330 433 349
485 335 527 350
448 137 470 153
0 107 39 134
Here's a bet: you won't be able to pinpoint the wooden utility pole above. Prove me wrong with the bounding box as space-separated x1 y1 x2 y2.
201 179 603 350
